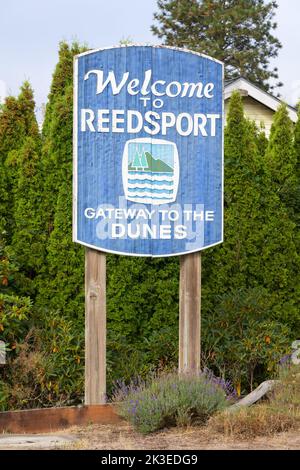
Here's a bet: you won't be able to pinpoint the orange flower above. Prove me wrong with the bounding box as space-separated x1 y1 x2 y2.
265 336 271 344
1 277 8 286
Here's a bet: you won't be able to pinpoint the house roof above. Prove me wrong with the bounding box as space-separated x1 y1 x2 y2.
224 77 298 123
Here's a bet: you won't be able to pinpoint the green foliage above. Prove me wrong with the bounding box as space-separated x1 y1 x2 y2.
0 82 39 238
35 311 84 405
0 294 31 346
37 153 85 317
0 311 84 411
114 372 229 434
36 43 86 317
106 256 179 389
202 93 300 340
152 0 282 91
0 240 32 346
203 287 291 393
0 238 34 411
0 41 299 410
9 137 45 294
293 104 300 225
295 104 300 171
265 104 297 215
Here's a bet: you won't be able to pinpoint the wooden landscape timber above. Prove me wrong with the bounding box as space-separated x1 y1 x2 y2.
0 405 121 434
229 380 280 411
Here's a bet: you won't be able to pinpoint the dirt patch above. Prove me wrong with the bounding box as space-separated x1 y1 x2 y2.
1 422 300 450
65 422 300 450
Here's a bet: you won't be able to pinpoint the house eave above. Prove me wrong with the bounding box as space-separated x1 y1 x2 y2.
224 77 298 123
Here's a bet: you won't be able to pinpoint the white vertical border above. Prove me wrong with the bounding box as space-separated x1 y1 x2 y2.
73 56 78 243
221 59 224 247
72 45 224 257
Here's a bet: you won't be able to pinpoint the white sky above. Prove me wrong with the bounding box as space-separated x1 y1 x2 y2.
0 0 299 109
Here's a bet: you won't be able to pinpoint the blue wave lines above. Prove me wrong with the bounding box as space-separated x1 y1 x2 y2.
128 194 174 200
128 178 173 186
128 187 173 195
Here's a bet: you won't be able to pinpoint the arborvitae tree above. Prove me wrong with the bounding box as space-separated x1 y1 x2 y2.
39 42 84 245
106 255 179 385
0 85 35 158
202 92 264 294
294 104 300 224
42 154 85 318
295 104 300 170
36 43 86 316
0 82 39 239
256 129 268 157
152 0 282 91
202 92 299 346
265 104 297 217
16 82 39 140
2 83 42 295
10 137 45 293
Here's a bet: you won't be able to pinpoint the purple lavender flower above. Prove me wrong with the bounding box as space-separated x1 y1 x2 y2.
279 354 291 365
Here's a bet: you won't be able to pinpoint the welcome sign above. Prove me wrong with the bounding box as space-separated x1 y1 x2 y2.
73 45 223 257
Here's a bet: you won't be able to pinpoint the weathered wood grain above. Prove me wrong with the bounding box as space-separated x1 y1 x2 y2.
229 380 280 410
179 253 201 374
85 248 106 404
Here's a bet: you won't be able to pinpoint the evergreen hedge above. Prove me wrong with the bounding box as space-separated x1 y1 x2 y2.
0 43 299 408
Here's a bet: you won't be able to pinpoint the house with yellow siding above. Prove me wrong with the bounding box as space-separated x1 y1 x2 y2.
224 77 298 137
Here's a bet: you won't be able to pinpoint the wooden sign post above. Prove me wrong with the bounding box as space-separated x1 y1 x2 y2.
179 253 201 375
74 46 223 402
85 248 106 404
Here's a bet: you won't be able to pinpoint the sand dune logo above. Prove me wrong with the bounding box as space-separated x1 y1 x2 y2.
122 138 179 205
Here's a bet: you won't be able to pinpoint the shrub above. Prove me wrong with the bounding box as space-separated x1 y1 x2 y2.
34 311 84 406
202 287 291 394
0 239 32 350
113 370 234 434
1 313 84 411
1 332 47 410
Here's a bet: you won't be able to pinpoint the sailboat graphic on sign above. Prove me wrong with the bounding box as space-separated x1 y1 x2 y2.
122 138 179 205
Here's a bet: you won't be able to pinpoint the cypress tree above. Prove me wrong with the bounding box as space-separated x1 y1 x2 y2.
152 0 282 91
202 92 299 343
202 92 263 294
265 104 297 217
4 83 43 292
294 104 300 225
0 83 39 239
36 43 86 316
39 42 83 246
295 104 300 169
10 137 45 293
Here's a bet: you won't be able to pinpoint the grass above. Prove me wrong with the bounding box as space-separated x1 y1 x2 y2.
208 364 300 439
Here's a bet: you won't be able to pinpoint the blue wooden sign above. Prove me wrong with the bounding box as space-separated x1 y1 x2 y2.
73 45 223 257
